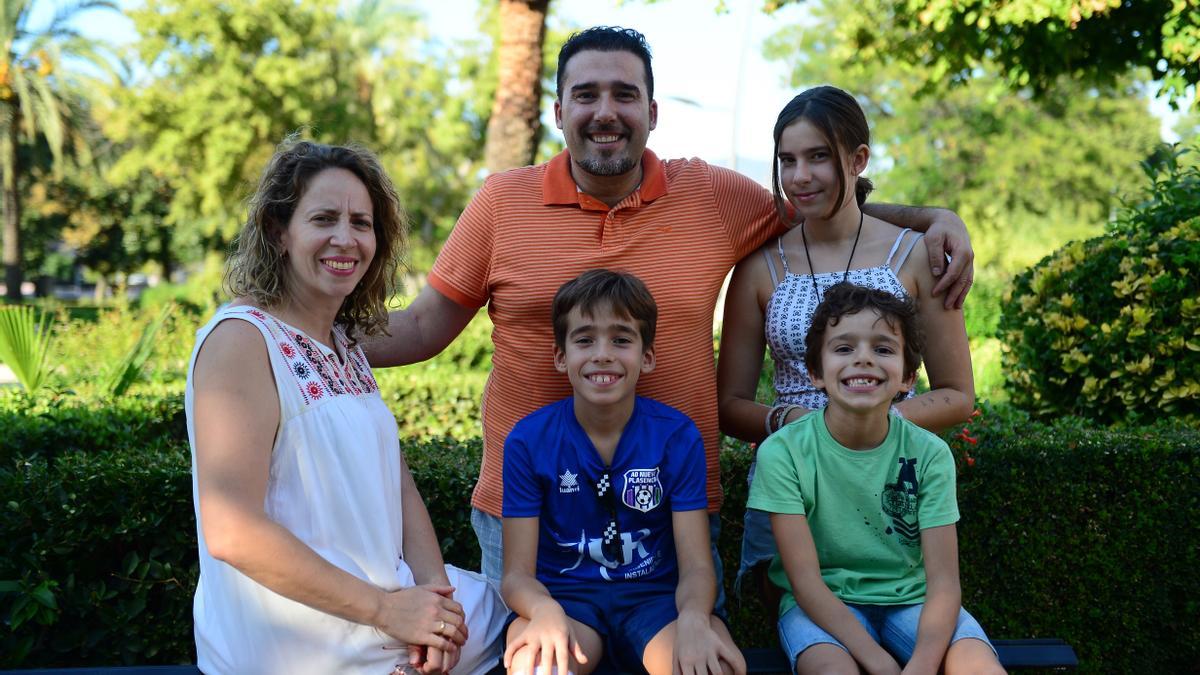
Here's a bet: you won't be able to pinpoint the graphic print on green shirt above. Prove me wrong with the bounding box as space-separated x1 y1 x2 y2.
881 456 920 547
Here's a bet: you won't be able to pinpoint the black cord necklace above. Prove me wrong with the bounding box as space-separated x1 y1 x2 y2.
800 208 864 299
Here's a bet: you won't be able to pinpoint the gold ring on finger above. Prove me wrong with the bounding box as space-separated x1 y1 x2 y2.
437 619 446 635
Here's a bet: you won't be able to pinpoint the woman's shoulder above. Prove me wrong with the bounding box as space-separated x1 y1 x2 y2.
193 305 273 381
861 215 917 247
893 230 936 294
728 237 780 292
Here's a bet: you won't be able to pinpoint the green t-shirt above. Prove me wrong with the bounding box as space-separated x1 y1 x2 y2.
746 410 959 615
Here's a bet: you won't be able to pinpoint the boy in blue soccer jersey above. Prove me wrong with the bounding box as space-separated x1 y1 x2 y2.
748 283 1003 675
501 270 744 675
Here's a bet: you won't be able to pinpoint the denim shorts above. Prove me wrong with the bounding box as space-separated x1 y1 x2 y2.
737 460 780 593
475 508 728 617
778 602 995 670
548 577 679 671
471 508 505 582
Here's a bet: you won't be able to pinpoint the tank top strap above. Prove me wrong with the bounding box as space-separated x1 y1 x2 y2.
775 236 793 275
883 228 913 266
889 229 924 273
762 246 781 289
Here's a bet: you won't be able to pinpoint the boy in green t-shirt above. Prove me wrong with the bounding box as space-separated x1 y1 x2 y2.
747 283 1004 675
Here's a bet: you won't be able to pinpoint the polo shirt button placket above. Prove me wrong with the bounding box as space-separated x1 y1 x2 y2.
601 210 620 249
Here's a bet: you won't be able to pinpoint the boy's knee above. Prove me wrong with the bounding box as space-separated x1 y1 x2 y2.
795 645 856 675
944 638 1006 675
506 647 561 675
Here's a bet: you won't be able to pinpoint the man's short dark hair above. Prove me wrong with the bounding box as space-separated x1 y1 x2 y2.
556 26 654 100
804 282 924 384
552 269 657 350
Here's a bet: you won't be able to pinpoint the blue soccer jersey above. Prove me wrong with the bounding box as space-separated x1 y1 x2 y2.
503 396 708 584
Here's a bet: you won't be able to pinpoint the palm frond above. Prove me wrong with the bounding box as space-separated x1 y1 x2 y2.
30 73 65 171
105 303 175 397
0 305 55 392
10 64 36 137
43 0 117 40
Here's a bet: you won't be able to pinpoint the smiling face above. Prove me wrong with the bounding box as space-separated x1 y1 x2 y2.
279 167 377 309
555 49 658 180
809 308 914 415
554 301 655 411
777 118 867 221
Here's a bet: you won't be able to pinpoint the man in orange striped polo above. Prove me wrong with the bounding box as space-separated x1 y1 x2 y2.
364 26 975 586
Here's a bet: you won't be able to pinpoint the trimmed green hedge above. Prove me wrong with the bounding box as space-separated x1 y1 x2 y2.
951 409 1200 673
2 395 1196 672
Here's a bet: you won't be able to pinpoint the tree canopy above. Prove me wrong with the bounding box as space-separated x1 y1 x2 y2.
104 0 494 264
766 0 1198 104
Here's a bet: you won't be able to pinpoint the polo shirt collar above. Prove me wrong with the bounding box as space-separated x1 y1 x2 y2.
543 148 668 207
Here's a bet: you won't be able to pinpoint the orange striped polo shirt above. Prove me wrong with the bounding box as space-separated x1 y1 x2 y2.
429 149 782 516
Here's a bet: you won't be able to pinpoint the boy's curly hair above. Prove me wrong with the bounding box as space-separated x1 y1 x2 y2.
804 282 924 382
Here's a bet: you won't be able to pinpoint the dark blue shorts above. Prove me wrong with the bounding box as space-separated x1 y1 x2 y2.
508 578 678 672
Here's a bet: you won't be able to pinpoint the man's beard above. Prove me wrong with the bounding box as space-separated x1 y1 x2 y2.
577 153 637 176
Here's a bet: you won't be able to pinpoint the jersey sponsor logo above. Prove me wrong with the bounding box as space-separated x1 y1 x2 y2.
621 467 663 513
559 469 580 494
557 528 656 580
881 456 920 547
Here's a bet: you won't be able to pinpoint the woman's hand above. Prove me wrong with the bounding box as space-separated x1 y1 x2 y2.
407 643 461 675
376 584 467 650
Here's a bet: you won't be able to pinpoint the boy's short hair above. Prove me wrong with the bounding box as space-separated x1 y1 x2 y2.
804 282 924 381
552 270 657 350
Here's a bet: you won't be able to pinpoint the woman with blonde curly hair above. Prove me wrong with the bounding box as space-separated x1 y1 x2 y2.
186 139 504 675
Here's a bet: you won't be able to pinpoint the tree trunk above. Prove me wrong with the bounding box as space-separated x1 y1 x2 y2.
484 0 549 173
3 118 21 303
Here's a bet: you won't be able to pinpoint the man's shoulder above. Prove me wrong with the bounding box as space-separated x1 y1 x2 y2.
657 154 761 189
478 161 550 195
658 155 716 184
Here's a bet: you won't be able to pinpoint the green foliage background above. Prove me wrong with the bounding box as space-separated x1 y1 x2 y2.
767 0 1200 102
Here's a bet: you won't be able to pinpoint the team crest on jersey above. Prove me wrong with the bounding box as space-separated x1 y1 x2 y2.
621 467 663 513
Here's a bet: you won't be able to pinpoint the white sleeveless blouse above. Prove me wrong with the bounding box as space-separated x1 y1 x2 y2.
185 305 414 674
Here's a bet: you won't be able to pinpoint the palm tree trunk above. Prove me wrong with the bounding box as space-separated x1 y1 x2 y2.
3 116 21 303
484 0 549 173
